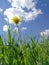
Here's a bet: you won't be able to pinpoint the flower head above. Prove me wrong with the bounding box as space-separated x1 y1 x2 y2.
11 16 22 24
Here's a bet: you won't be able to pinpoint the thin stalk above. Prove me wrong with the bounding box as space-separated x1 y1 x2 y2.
16 24 22 44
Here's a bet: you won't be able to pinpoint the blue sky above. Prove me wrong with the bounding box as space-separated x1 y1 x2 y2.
0 0 49 38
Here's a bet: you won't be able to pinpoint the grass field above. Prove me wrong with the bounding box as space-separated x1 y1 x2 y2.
0 27 49 65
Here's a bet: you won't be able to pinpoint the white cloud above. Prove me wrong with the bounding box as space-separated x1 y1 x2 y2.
14 27 27 33
21 27 27 30
4 0 42 23
8 0 12 2
25 8 42 21
3 25 9 32
40 29 49 38
8 0 37 9
0 8 3 12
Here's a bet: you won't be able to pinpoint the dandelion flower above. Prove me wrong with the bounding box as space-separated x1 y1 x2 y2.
11 16 22 24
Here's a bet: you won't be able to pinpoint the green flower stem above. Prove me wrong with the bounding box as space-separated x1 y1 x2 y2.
16 24 22 44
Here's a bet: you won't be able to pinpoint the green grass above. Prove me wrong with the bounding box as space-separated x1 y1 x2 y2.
0 27 49 65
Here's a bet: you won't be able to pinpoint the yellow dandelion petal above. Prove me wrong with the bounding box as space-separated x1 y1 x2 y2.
11 16 22 24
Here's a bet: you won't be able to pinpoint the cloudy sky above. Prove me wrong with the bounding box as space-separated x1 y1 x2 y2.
0 0 49 38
